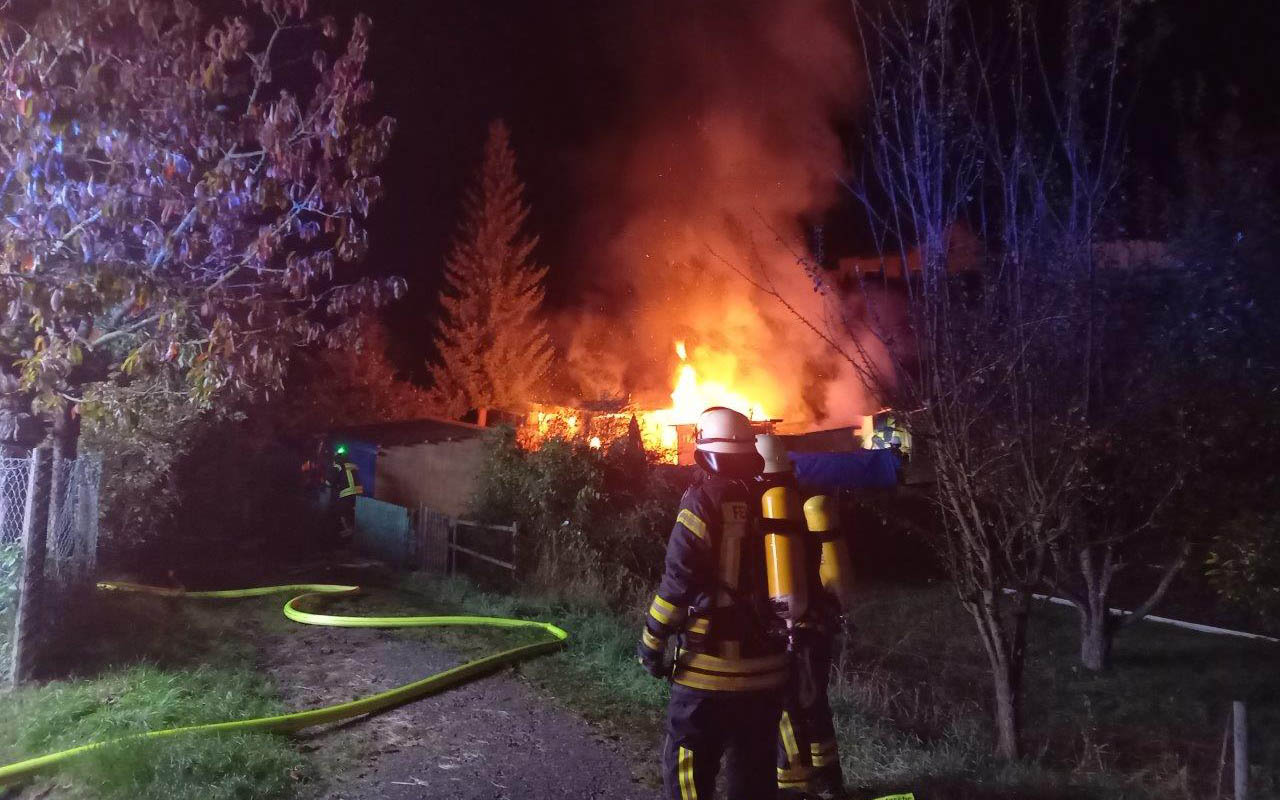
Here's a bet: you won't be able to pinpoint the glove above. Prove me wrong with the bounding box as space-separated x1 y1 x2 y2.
637 640 668 678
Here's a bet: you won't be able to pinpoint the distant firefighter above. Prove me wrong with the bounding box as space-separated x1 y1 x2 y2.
328 443 363 536
637 407 788 800
756 434 849 800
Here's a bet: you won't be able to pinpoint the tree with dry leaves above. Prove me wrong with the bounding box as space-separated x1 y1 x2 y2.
0 0 402 462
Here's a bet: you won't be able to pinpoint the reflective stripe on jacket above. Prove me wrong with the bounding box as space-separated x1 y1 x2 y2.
641 472 788 692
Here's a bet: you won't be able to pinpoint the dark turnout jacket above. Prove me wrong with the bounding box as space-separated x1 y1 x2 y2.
639 472 789 692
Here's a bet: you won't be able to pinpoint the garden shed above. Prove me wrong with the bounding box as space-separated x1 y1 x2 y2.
328 417 490 517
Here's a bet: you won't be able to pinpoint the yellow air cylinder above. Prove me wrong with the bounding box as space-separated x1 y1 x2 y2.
804 495 854 609
761 485 808 622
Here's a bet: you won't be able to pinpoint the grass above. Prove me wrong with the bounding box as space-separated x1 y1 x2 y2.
0 541 20 679
835 581 1280 799
17 563 1262 799
384 570 1279 800
0 591 313 800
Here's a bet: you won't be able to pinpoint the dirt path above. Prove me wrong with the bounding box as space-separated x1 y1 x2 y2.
256 618 659 800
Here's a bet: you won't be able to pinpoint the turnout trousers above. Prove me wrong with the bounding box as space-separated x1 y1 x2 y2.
663 684 782 800
776 632 843 797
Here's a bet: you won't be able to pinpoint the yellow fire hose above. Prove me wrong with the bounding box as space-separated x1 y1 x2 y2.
0 581 568 788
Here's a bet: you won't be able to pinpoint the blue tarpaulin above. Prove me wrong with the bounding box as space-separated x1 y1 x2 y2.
791 449 900 492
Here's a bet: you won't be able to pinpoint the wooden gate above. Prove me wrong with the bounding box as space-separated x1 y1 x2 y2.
416 505 453 574
448 519 519 577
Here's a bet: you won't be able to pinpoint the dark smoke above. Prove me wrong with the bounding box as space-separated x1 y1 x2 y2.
559 0 871 426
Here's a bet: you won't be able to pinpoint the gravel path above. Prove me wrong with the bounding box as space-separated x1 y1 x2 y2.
258 620 659 800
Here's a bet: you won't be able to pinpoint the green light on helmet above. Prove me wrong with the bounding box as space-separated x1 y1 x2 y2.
334 444 348 456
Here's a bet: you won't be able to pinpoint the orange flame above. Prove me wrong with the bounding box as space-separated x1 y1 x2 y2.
634 341 770 461
518 339 772 464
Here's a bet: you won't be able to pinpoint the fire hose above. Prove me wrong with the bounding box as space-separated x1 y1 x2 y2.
0 581 569 788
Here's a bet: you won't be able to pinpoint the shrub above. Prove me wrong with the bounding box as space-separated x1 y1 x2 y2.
469 427 681 606
86 407 325 582
1206 512 1280 633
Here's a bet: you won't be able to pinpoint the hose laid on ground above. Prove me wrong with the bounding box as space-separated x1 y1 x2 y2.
0 581 568 788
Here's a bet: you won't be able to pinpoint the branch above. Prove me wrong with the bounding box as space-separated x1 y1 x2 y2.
88 314 161 350
1117 540 1191 628
704 244 853 366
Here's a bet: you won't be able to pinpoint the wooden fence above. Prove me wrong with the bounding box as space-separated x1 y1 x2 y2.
352 497 518 580
448 519 518 577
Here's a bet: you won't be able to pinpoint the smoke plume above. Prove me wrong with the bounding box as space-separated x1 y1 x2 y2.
560 0 867 427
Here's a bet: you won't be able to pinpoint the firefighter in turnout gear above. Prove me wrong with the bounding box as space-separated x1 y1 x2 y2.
755 435 847 799
638 407 788 800
329 445 364 537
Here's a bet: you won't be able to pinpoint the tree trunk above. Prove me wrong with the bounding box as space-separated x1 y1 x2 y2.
1066 540 1187 671
46 404 81 570
50 404 80 461
992 658 1022 760
1079 608 1116 671
970 592 1029 760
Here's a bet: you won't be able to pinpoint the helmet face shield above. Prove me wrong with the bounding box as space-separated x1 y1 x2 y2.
695 450 765 479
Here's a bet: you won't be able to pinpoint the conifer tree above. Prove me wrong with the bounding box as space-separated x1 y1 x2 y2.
429 120 554 419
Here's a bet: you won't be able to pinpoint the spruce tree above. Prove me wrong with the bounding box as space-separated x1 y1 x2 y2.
428 120 554 419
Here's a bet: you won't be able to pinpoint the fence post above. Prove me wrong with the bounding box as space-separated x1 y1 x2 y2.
510 521 520 579
1234 700 1248 800
415 503 425 570
448 521 456 577
12 446 52 686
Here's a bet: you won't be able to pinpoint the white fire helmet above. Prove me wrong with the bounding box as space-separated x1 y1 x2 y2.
755 434 792 474
694 407 764 477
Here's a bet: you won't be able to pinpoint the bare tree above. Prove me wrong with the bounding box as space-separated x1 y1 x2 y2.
1016 0 1192 673
1044 264 1203 671
723 0 1144 758
833 0 1193 750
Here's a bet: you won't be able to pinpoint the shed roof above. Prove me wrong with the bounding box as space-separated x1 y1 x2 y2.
330 417 489 447
779 426 861 453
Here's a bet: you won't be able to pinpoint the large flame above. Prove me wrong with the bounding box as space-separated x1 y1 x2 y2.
519 340 772 464
649 340 768 422
637 340 771 459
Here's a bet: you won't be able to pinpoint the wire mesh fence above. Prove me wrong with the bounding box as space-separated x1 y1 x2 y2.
0 455 30 681
1 452 102 680
0 456 28 548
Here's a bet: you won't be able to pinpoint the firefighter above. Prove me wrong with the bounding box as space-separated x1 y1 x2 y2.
329 444 363 536
637 407 788 800
755 435 846 800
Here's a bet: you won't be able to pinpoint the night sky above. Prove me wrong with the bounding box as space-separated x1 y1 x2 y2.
350 0 1280 381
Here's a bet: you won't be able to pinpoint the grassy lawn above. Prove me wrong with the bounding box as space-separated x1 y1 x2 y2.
385 572 1279 800
0 591 314 800
17 571 1263 799
835 581 1280 799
